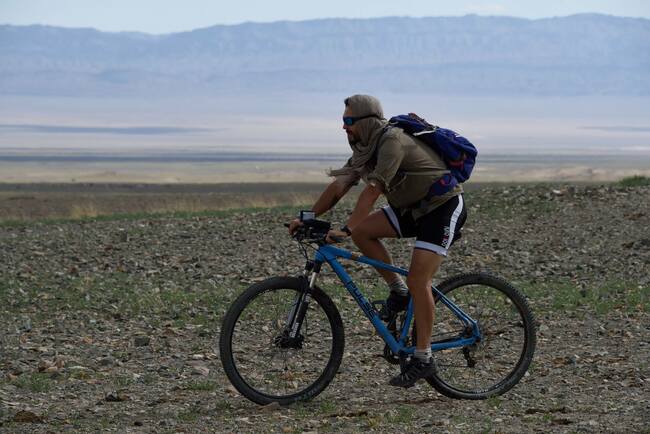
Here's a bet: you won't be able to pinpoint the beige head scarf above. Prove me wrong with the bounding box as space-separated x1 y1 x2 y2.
328 94 388 178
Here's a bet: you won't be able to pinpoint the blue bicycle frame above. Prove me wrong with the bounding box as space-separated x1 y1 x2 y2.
312 244 481 356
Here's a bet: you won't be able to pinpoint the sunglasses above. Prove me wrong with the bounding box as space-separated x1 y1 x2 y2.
342 114 378 126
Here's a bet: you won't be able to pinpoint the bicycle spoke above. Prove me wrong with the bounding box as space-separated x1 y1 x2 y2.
228 286 337 398
427 275 535 398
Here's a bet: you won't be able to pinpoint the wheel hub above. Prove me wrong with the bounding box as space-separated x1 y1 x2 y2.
273 332 304 349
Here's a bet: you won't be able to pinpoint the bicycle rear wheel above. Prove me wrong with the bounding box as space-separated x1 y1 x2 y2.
219 276 344 405
426 273 536 399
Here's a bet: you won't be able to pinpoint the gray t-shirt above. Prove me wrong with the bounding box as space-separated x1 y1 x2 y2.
335 127 462 220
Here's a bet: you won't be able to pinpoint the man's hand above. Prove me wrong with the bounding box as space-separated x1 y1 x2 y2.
326 229 348 244
288 218 303 235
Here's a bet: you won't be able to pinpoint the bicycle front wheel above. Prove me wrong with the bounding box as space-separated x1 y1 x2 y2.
427 273 536 399
219 276 344 405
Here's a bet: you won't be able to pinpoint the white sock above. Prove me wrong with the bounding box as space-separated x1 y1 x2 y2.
388 278 409 296
414 348 432 362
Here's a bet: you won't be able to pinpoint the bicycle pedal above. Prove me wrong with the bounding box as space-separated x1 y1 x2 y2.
382 344 400 365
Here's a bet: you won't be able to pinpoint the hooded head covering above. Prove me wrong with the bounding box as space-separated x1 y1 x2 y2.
328 94 388 178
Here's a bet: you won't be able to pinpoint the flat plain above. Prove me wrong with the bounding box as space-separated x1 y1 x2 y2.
0 181 648 433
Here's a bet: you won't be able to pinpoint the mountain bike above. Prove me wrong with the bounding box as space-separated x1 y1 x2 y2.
219 217 536 405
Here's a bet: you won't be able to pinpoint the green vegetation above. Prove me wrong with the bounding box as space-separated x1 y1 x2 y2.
213 400 232 412
12 372 54 393
186 380 217 391
0 204 305 228
0 273 239 330
480 417 495 434
386 406 415 424
3 179 643 227
113 375 134 388
319 398 337 414
486 396 504 409
177 406 201 423
323 278 649 319
619 175 650 187
140 373 158 385
522 280 649 315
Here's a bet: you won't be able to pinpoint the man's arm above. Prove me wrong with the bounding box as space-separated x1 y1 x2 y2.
289 179 353 234
324 183 382 243
345 183 383 230
312 180 353 217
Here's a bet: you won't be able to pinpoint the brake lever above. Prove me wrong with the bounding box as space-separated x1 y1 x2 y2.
284 222 309 243
283 222 338 244
284 222 306 238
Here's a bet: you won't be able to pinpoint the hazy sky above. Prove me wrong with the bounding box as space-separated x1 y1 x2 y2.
2 0 649 33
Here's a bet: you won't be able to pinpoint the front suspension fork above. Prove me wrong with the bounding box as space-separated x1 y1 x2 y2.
284 260 321 340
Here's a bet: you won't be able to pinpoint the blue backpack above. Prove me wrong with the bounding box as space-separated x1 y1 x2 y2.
388 113 478 196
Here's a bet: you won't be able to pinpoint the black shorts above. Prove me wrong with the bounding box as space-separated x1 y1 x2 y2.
381 195 467 257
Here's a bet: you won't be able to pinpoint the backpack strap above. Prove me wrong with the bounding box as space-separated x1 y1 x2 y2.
425 173 458 199
370 124 393 160
377 124 392 143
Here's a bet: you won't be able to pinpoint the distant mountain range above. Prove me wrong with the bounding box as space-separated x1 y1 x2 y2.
1 14 648 97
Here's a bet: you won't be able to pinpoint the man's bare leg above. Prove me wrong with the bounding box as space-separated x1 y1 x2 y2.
406 249 444 350
388 248 443 387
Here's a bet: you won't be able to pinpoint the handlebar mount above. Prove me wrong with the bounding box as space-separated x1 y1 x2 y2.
285 218 338 244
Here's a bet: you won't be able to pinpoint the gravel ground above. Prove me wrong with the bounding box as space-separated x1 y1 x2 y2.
0 183 648 433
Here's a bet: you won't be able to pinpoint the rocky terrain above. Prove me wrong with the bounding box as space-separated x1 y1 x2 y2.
0 183 648 433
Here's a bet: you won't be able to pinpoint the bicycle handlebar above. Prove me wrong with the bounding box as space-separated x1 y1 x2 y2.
284 219 343 244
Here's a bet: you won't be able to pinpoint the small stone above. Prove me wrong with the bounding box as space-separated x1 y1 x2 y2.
21 318 32 332
105 391 129 402
69 365 89 371
260 401 281 412
190 364 210 376
552 418 573 425
97 357 114 367
38 360 54 372
13 410 44 423
134 336 151 347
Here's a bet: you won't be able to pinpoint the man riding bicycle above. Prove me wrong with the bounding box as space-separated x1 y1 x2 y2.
288 94 467 388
